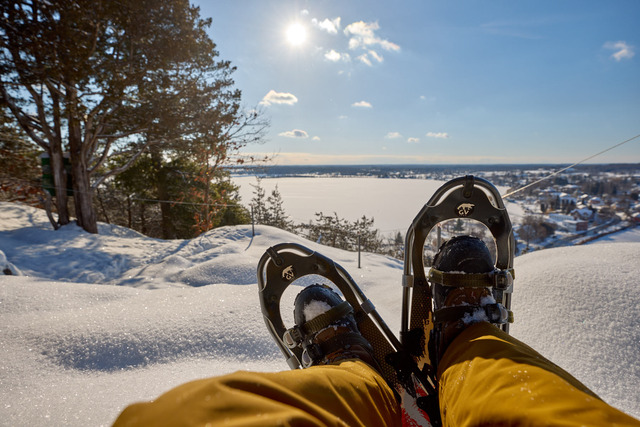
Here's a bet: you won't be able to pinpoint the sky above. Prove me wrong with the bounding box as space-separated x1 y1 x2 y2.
193 0 640 165
1 200 640 425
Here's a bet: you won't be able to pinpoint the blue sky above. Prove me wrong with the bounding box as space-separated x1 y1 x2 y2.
195 1 639 165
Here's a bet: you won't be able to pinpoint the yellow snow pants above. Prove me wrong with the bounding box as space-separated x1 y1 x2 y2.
113 323 639 426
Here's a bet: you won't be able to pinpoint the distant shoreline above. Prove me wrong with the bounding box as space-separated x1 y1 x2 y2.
230 163 640 178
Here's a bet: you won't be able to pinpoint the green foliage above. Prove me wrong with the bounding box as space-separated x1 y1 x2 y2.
296 212 383 253
249 179 294 232
98 153 249 239
0 109 42 204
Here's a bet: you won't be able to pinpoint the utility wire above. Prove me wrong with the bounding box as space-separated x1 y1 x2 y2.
501 133 640 199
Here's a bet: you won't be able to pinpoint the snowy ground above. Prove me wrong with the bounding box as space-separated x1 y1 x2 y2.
1 197 639 426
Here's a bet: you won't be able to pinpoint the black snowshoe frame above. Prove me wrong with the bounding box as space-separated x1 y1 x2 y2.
401 175 515 362
257 243 439 419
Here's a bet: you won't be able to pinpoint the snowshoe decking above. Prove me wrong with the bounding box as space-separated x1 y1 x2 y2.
401 175 515 369
257 243 438 425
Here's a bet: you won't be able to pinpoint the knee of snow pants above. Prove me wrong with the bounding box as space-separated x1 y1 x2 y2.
112 360 402 427
438 322 640 427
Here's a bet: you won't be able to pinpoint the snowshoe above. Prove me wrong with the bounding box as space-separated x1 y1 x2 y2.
257 243 439 426
401 175 515 372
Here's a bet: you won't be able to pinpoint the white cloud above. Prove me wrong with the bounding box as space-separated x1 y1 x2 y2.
407 137 420 143
324 49 350 62
344 21 400 52
351 100 372 108
312 136 321 141
368 50 383 63
386 132 402 139
426 132 450 139
604 41 635 61
357 54 372 66
279 129 309 138
313 17 341 34
301 9 309 16
260 90 298 106
357 50 385 66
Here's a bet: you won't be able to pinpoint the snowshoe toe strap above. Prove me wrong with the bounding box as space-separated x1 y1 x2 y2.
283 301 354 349
428 267 515 290
434 303 514 325
301 331 373 367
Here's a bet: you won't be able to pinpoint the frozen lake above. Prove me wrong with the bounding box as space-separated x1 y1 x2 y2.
232 176 524 236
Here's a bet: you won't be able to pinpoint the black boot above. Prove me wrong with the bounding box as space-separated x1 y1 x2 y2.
285 284 380 370
430 236 510 368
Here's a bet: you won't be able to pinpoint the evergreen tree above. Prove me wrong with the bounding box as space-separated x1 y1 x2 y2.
249 178 268 224
266 185 293 231
0 108 41 205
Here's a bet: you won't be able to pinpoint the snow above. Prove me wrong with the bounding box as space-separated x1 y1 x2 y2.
303 300 333 322
1 199 639 426
587 226 640 244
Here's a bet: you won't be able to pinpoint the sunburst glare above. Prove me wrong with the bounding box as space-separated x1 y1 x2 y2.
286 22 307 46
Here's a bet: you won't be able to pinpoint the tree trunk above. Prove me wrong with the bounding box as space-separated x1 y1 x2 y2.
67 89 98 234
150 148 175 239
48 144 71 226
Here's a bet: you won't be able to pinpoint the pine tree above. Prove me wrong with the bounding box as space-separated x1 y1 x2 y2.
266 185 293 231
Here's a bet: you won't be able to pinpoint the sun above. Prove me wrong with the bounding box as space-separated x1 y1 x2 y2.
285 22 307 46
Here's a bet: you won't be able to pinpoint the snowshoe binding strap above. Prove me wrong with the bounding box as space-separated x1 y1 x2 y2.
300 329 375 368
428 267 515 290
428 266 515 325
283 300 354 349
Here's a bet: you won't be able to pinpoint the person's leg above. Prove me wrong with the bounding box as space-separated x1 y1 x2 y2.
113 359 401 427
438 322 640 426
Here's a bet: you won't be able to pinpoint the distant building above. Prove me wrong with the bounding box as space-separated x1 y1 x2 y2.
589 197 603 207
563 220 589 232
571 207 594 221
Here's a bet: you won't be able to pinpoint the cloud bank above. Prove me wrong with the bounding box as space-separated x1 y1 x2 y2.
426 132 450 139
352 100 372 108
279 129 309 138
313 17 341 34
261 90 298 106
604 41 635 61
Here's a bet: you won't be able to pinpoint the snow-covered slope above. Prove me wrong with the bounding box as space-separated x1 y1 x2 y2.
0 201 638 426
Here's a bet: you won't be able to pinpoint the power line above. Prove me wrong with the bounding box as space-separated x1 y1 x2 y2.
502 133 640 199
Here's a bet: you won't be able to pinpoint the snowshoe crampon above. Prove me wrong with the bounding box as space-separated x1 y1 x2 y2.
401 175 515 370
257 243 438 426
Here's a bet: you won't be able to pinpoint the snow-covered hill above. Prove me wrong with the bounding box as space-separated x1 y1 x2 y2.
0 201 638 426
